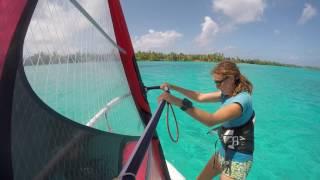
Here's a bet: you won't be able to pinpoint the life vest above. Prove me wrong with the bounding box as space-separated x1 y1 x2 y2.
218 111 255 154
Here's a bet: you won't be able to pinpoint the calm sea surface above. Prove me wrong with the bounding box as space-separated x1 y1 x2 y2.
138 61 320 179
24 61 320 179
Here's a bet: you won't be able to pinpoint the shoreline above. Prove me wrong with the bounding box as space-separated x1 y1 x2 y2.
23 51 320 70
137 59 320 71
135 51 320 70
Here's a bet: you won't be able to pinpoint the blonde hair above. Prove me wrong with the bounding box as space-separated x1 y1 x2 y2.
211 60 253 95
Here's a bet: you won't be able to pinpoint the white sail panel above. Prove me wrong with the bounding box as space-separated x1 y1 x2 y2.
23 0 144 135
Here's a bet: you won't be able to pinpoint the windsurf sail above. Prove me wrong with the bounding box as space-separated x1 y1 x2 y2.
0 0 171 179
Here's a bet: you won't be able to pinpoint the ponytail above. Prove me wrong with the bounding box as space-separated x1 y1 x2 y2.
233 74 253 95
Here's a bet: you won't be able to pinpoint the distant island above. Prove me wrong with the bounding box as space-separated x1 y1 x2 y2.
23 51 319 70
135 51 319 70
24 52 109 66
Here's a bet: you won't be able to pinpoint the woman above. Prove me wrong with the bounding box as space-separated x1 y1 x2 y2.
158 60 254 180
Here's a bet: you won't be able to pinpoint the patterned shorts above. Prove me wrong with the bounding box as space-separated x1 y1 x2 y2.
217 153 253 180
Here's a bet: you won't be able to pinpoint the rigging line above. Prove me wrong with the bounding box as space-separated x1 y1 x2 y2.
144 85 179 142
119 100 167 179
69 0 127 54
166 102 179 143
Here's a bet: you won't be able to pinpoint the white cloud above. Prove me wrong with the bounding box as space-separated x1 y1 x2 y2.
213 0 266 24
298 3 317 25
24 0 116 55
133 29 183 51
195 16 219 46
274 29 280 35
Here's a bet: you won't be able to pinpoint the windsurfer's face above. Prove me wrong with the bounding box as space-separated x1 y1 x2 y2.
213 73 235 95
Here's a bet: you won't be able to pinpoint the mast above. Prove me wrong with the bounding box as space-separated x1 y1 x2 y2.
108 1 171 179
108 0 151 123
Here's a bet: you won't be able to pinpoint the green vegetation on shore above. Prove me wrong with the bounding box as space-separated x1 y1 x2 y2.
24 52 108 66
135 51 320 70
23 51 319 70
135 51 301 68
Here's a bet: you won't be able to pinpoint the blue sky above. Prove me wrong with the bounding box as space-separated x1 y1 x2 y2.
121 0 319 67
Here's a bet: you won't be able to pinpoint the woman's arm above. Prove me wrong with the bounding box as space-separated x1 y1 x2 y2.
186 103 242 126
161 83 221 103
158 92 242 127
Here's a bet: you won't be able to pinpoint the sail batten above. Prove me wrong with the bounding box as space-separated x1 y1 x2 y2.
86 93 131 128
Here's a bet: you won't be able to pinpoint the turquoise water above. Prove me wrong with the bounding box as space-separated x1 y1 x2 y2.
138 61 320 179
24 61 320 179
24 62 144 136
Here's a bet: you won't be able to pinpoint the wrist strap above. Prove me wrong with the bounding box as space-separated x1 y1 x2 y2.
180 98 193 111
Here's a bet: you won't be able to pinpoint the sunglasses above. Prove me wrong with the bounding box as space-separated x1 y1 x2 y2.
214 76 229 85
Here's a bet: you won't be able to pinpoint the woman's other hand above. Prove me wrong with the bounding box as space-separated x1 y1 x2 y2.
158 92 183 107
160 82 170 91
157 92 171 103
